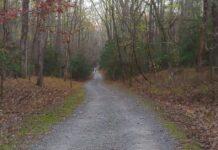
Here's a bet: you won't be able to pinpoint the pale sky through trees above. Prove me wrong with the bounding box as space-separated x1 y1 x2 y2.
83 0 102 29
84 0 99 8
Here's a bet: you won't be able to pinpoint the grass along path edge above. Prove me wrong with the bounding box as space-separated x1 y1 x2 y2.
143 98 202 150
1 88 85 150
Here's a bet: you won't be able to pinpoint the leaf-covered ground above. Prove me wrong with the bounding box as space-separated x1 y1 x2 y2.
0 77 84 149
127 68 218 149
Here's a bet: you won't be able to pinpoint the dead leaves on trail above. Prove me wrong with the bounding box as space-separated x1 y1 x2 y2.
0 77 82 145
130 69 218 149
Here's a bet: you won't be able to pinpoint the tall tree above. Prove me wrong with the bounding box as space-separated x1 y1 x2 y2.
2 0 11 48
20 0 30 78
197 0 208 70
55 0 62 53
212 0 218 66
35 0 49 87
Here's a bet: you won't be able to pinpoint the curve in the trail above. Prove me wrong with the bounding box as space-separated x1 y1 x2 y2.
31 71 177 150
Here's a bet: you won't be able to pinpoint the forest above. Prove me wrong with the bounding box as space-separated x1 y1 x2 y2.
0 0 218 149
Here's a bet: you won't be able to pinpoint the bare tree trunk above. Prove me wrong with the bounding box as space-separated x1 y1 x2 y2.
111 0 125 80
2 0 11 48
151 0 169 68
130 1 149 82
212 0 218 67
197 0 208 71
64 45 69 81
55 7 62 53
0 0 9 104
148 2 156 72
0 68 3 106
36 27 48 87
77 0 83 50
35 1 49 87
36 37 44 87
20 0 30 78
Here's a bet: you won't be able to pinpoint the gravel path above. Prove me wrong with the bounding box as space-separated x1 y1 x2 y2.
31 72 177 150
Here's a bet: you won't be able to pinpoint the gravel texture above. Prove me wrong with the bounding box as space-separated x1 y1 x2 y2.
31 72 177 150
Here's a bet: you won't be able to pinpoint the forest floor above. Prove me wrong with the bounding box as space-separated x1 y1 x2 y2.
0 77 84 149
119 68 218 149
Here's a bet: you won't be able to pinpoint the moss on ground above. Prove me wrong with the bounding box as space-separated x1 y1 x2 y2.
164 121 201 150
19 88 85 137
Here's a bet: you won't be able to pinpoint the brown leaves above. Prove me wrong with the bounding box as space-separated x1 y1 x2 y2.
0 0 76 24
0 77 82 145
129 68 218 149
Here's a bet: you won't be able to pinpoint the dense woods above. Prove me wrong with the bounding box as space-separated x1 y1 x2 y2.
0 0 102 90
0 0 218 149
1 0 217 94
0 1 102 147
97 0 218 80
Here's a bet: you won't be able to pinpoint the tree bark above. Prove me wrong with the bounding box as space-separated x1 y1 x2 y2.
212 0 218 66
0 67 3 106
111 0 125 80
35 1 48 87
2 0 11 48
197 0 208 70
55 4 62 53
36 33 44 87
20 0 30 78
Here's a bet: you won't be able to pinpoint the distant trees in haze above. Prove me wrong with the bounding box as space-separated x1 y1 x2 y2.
0 0 102 101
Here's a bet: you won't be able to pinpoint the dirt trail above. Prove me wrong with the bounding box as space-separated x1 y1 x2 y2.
31 72 176 150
